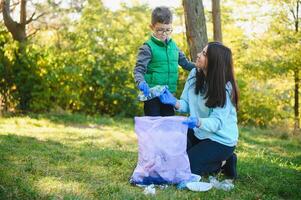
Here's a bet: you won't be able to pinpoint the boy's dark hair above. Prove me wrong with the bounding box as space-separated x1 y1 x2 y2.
151 6 173 25
195 42 239 110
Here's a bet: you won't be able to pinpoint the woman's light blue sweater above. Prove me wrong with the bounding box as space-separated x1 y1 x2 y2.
177 68 239 147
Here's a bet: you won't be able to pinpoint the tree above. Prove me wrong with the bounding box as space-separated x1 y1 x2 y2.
239 0 301 130
0 0 47 42
290 0 300 131
267 0 300 131
0 0 45 111
212 0 222 42
0 0 85 111
1 0 27 42
183 0 208 61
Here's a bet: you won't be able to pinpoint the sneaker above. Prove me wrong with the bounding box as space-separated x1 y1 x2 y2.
222 153 237 179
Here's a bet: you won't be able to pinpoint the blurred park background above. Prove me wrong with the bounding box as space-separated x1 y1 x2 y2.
0 1 301 199
0 0 300 131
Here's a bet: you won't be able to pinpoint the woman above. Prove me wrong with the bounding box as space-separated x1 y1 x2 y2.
159 42 239 179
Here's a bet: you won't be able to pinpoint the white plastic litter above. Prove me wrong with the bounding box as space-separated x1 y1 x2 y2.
177 173 202 189
159 185 169 190
143 184 156 195
190 174 202 182
186 182 213 192
137 85 167 101
209 176 234 191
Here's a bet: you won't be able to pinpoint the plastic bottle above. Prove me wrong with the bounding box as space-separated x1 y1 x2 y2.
209 176 234 191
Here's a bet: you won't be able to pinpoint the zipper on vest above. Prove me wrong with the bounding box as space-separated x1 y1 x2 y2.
166 45 170 87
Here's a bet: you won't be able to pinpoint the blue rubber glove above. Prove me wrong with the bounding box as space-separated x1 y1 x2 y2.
138 81 150 97
159 89 177 106
182 116 200 128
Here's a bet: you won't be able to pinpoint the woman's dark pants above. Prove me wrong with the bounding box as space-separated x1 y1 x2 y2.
186 129 237 178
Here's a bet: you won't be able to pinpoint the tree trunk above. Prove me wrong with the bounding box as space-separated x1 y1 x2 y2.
294 68 300 131
294 1 300 132
20 0 27 25
1 0 27 42
183 0 208 62
1 0 29 111
212 0 222 42
0 95 2 116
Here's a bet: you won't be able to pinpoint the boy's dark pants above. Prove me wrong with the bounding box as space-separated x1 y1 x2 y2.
144 97 175 116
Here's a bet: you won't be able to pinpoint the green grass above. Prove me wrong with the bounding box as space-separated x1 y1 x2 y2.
0 113 300 200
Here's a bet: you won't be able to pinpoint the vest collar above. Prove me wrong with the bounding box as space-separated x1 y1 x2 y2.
150 35 172 46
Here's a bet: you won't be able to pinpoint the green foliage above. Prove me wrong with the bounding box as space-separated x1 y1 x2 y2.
0 25 50 112
42 1 151 116
68 1 150 115
233 0 300 127
206 0 301 128
0 25 15 110
237 77 293 127
1 1 151 116
0 0 300 127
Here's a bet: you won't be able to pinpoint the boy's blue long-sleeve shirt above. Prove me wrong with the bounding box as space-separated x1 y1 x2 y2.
177 68 239 147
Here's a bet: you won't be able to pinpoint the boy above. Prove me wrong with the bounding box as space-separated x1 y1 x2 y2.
134 6 195 116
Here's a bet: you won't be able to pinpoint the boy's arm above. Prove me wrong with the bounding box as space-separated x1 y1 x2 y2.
178 50 196 71
134 44 152 85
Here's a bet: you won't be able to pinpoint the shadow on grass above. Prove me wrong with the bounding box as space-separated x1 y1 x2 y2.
0 134 142 200
235 128 301 199
239 129 301 164
237 157 301 200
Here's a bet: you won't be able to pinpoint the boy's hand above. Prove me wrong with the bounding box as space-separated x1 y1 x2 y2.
182 116 200 128
138 81 150 97
159 89 177 106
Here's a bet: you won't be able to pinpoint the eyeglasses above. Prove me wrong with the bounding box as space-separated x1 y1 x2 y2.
155 28 173 35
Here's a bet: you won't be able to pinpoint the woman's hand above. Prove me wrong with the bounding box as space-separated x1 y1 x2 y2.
183 116 200 128
159 89 177 106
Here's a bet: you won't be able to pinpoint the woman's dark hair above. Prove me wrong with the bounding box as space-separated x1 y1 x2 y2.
195 42 239 110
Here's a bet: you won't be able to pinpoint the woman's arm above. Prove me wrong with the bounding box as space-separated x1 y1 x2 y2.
176 69 196 113
197 91 233 132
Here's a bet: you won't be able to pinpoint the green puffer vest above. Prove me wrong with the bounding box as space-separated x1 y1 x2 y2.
144 36 179 93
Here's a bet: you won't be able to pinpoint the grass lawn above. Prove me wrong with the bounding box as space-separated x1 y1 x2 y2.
0 113 300 199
